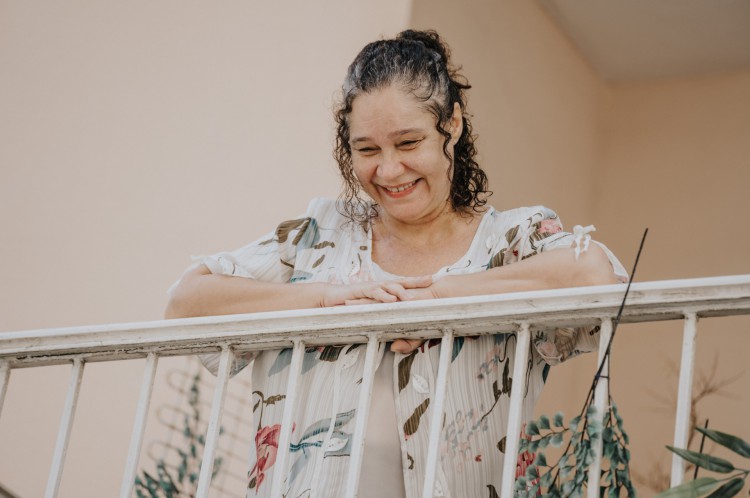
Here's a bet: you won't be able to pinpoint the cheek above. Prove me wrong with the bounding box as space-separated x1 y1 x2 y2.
351 161 368 182
423 149 453 179
351 160 376 192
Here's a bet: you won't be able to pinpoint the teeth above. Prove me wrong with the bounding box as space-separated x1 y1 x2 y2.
385 180 417 193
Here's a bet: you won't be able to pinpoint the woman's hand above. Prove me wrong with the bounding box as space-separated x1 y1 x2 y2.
321 275 433 307
321 276 435 354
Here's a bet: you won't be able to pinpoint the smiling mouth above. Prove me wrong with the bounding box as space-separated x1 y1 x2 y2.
382 179 419 193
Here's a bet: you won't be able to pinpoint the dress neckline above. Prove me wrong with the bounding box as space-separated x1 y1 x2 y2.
366 206 495 279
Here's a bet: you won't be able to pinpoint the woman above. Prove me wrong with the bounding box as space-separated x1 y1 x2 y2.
167 30 627 498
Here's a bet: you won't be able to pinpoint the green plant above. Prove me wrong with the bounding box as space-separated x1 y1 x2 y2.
134 373 224 498
655 427 750 497
516 401 635 497
635 354 742 493
515 230 649 497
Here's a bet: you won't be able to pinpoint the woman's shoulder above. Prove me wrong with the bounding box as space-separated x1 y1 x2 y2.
303 197 362 228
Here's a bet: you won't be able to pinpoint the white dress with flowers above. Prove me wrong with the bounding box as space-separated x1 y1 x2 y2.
195 198 627 498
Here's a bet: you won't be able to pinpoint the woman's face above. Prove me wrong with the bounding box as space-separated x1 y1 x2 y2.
348 85 462 226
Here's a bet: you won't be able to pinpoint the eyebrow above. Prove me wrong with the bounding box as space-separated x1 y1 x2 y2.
350 128 425 145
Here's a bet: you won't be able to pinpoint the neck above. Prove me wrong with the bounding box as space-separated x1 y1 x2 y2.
373 202 468 249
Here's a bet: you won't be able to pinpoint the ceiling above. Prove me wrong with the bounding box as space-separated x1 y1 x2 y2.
537 0 750 83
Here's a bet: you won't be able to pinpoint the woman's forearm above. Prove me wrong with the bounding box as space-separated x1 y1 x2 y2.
433 245 621 299
165 266 434 319
165 265 327 318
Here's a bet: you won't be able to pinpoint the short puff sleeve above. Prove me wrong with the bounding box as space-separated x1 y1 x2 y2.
174 201 321 377
489 206 627 366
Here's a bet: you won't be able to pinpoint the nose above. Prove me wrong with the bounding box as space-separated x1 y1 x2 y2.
377 150 406 181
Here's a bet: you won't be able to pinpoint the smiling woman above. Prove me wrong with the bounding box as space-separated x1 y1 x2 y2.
166 30 628 498
349 87 462 229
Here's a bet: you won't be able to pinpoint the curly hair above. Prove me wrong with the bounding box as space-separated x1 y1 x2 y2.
334 29 490 226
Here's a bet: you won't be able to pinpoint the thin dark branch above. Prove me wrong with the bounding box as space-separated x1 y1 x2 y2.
693 419 710 480
592 228 648 391
549 228 648 487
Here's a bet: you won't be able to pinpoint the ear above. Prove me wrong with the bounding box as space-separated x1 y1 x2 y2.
448 102 463 145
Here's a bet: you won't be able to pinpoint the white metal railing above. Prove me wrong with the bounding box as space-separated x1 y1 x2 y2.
1 275 750 497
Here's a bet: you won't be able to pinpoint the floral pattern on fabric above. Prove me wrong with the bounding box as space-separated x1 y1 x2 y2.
192 198 628 498
248 424 283 491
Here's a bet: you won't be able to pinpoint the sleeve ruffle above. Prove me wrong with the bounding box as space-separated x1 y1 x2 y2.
489 206 627 281
198 350 260 378
533 326 601 366
175 199 331 378
490 206 628 365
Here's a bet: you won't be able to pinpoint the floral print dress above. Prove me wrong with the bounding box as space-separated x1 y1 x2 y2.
194 198 628 498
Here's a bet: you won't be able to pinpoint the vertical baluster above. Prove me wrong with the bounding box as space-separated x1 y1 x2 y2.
500 322 531 498
269 340 305 498
421 328 454 498
0 361 9 419
45 357 85 498
670 313 698 486
195 346 234 498
120 353 159 498
586 318 614 498
344 335 380 497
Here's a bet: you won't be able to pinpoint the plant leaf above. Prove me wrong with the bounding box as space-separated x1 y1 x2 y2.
550 433 564 448
666 446 734 473
554 411 565 428
705 477 745 498
526 421 540 436
570 415 581 431
654 477 719 498
539 414 550 430
696 428 750 458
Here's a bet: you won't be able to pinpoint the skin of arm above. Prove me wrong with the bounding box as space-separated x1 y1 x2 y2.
165 243 620 353
164 264 432 319
389 244 622 352
429 243 622 300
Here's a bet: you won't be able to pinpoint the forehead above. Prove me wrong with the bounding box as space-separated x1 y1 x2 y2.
349 85 435 137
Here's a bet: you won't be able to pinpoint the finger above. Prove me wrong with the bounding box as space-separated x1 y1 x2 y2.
398 275 433 289
391 339 424 353
369 287 398 303
381 282 413 301
345 298 379 306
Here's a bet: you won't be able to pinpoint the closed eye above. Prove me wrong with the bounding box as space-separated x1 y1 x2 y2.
355 147 379 155
398 139 421 149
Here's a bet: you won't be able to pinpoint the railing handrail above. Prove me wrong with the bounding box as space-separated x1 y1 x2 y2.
2 274 749 497
2 274 750 367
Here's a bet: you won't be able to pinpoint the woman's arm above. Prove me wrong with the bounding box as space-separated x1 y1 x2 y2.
164 264 432 319
430 243 622 300
386 244 621 353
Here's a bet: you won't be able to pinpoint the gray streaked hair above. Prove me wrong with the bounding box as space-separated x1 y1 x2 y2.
333 29 489 227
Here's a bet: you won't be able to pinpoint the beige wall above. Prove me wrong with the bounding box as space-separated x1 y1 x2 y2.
2 0 748 496
0 2 410 496
594 70 750 280
593 71 750 491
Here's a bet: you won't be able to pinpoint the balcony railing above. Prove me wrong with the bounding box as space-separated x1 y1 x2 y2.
1 274 749 498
